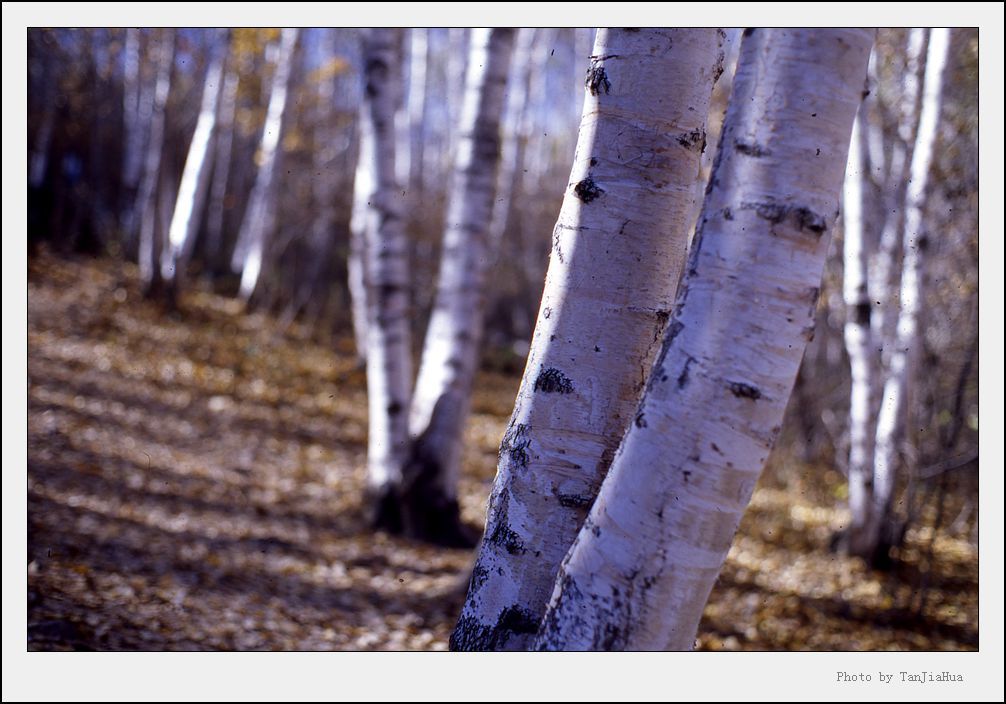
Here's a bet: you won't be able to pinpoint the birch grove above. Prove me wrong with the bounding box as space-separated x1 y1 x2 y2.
535 28 874 651
452 28 725 651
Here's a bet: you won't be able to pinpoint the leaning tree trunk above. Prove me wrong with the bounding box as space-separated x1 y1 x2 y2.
161 30 228 303
866 28 950 565
394 28 517 545
358 29 414 531
137 28 174 299
232 28 299 302
535 28 873 652
451 28 724 651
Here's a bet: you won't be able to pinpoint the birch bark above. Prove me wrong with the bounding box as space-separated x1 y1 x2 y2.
451 28 724 651
399 28 516 545
843 113 879 556
358 29 414 529
535 28 873 651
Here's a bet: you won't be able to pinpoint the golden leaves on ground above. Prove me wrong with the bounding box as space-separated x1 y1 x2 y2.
27 251 977 651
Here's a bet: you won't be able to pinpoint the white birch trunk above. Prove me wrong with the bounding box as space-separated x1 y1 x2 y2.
869 29 927 371
137 29 173 296
867 29 950 559
204 48 239 270
843 113 880 556
400 28 516 544
161 32 228 293
535 28 873 651
233 28 299 300
359 29 414 527
348 76 375 366
451 28 724 651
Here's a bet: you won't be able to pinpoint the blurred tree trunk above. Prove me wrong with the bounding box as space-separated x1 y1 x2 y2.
452 28 724 651
398 28 516 546
284 29 341 323
162 30 229 303
487 28 534 248
348 66 375 366
862 28 950 566
137 29 174 299
535 28 873 651
203 46 239 274
119 28 150 244
357 29 414 531
843 114 880 557
232 28 299 302
406 28 428 199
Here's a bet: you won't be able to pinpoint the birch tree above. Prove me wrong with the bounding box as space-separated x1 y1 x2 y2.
842 113 879 558
161 30 229 302
863 28 951 562
452 28 724 651
534 28 874 651
392 28 516 545
357 29 414 530
231 28 299 302
136 29 174 298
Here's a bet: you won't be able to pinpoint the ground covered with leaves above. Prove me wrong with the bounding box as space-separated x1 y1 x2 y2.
26 251 978 651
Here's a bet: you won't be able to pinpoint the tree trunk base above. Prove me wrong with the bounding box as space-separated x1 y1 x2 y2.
368 476 480 549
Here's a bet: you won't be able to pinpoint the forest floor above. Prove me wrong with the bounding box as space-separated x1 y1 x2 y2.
26 250 979 651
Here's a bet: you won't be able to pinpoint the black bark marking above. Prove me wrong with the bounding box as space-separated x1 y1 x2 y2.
451 605 539 651
499 422 531 469
534 367 574 394
683 470 692 482
743 28 755 37
589 157 598 166
488 515 526 555
710 442 723 455
543 306 552 319
677 356 696 389
808 286 821 317
585 58 612 95
734 140 770 158
852 301 871 326
677 128 707 153
741 200 829 236
387 401 403 416
728 381 762 400
723 207 734 221
574 177 604 203
634 411 647 428
557 493 593 509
